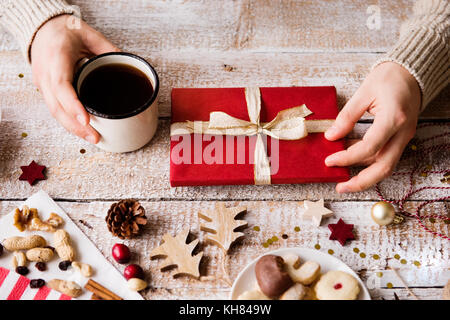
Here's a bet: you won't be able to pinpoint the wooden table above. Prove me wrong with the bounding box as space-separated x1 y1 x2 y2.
0 0 448 300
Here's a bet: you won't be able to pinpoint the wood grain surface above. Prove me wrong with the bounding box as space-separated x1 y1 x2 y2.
0 0 448 300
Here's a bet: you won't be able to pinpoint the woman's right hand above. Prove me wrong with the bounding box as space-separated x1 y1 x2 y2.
31 14 120 144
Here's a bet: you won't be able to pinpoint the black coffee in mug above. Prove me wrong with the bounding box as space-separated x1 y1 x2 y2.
79 63 154 116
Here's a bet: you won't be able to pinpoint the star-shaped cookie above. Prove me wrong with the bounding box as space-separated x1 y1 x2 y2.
19 161 46 185
328 218 355 246
301 199 333 227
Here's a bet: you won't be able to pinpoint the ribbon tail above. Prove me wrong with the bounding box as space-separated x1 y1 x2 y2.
254 134 272 185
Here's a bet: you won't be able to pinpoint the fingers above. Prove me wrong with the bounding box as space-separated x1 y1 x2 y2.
325 89 370 141
83 26 120 55
344 139 376 166
325 111 397 167
41 83 100 144
54 79 90 126
335 129 411 193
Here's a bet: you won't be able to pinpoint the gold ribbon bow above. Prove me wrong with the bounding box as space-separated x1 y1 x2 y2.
170 87 333 185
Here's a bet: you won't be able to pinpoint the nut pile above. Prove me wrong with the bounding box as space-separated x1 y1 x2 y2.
0 207 95 298
237 254 360 300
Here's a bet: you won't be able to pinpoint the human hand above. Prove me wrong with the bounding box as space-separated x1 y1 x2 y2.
31 14 119 144
324 62 421 193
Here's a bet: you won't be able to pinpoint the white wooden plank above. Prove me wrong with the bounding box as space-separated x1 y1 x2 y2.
1 118 448 201
0 0 415 53
0 51 448 122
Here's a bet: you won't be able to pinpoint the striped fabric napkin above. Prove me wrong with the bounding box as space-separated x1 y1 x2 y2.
0 267 73 300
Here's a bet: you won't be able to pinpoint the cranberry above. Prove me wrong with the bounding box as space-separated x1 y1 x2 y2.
124 264 145 280
112 243 131 264
30 279 45 289
334 283 343 290
35 262 47 272
16 266 29 276
58 260 72 271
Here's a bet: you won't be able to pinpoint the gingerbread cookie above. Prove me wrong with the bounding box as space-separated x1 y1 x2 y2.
315 270 360 300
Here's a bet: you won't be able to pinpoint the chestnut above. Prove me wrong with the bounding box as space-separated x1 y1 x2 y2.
255 255 293 298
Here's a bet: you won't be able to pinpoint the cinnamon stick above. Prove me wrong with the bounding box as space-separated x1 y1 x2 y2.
84 279 123 300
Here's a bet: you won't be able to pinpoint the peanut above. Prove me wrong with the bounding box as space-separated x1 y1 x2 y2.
3 235 47 251
48 279 83 298
26 248 54 262
12 251 27 268
127 278 147 291
72 261 93 277
54 230 76 261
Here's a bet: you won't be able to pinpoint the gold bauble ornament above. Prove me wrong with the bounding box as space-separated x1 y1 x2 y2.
371 201 403 226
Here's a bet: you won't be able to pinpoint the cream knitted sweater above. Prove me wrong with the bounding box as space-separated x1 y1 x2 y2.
0 0 449 111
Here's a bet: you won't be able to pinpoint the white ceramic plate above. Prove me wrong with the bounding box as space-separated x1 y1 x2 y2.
231 247 371 300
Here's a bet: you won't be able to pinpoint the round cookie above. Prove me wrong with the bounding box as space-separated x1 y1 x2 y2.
315 270 360 300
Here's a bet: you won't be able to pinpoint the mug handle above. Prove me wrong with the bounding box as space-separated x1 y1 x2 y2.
75 57 90 72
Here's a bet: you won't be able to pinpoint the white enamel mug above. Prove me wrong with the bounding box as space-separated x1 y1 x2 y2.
74 52 159 153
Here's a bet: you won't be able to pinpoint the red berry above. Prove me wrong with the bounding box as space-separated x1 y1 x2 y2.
112 243 131 264
334 283 343 290
124 264 144 280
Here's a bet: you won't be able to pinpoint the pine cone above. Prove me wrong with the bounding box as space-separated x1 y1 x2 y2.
105 199 147 239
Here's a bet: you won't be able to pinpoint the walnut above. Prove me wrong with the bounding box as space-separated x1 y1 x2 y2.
13 206 64 233
46 213 64 227
13 206 38 232
28 217 56 233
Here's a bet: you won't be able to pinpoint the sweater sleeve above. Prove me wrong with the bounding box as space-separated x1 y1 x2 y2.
0 0 80 63
373 0 449 111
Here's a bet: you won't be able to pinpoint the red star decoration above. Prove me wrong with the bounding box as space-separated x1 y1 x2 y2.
19 161 46 185
328 218 355 246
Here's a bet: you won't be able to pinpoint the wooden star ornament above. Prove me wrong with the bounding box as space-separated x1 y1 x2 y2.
301 199 333 227
198 203 247 252
328 218 355 246
19 161 46 185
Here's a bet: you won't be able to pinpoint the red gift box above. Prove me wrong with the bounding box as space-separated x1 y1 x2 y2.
170 87 349 187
